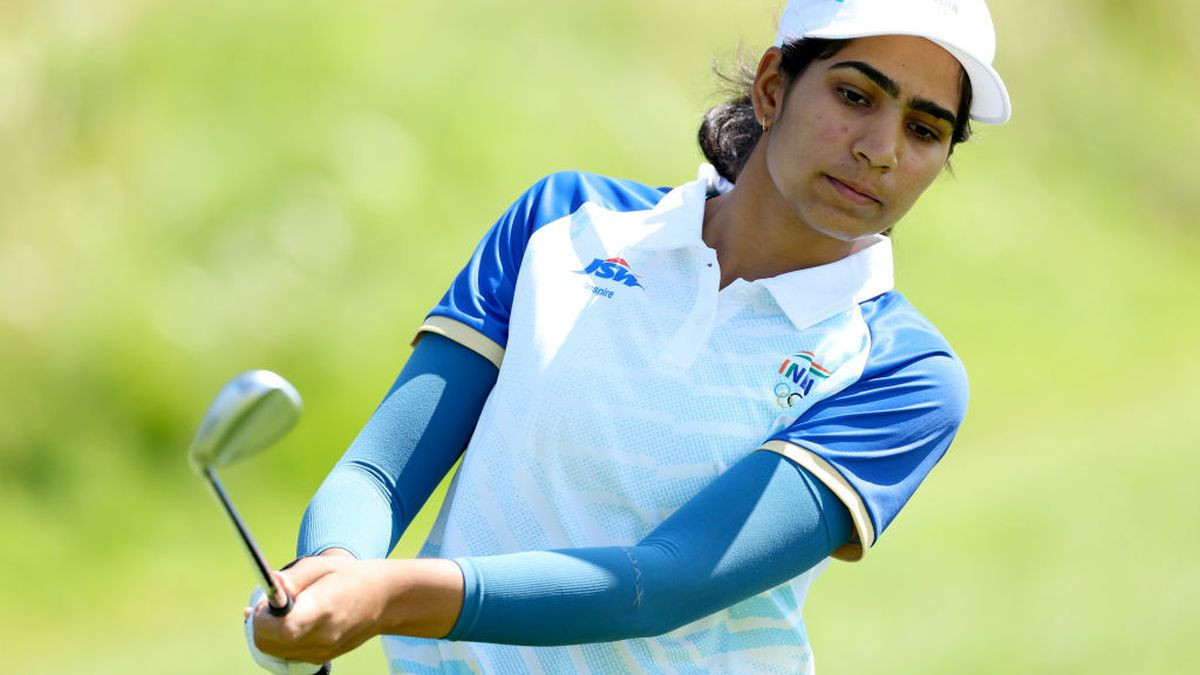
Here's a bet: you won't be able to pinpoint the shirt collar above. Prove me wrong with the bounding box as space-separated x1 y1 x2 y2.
757 236 895 330
625 164 895 330
624 165 719 252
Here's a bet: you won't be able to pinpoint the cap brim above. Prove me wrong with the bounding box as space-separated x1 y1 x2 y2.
934 40 1011 124
782 28 1012 124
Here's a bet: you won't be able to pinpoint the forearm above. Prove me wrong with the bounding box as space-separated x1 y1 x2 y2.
375 558 465 639
258 448 850 661
445 450 852 645
296 333 498 560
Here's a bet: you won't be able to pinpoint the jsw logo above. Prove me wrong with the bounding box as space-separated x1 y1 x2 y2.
578 257 645 289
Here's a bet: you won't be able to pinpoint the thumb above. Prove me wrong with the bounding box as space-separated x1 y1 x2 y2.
275 557 339 596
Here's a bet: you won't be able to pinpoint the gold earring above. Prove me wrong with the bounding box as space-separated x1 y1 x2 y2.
760 118 770 133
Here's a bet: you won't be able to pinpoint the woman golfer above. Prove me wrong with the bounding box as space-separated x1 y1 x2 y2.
247 0 1011 671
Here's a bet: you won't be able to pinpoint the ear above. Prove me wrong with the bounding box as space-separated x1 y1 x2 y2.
751 47 787 128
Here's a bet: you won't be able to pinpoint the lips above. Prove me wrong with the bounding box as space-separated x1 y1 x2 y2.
825 175 882 206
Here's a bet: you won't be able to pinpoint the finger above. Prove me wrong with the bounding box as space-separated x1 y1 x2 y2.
246 586 272 625
252 602 293 657
268 570 292 608
253 604 323 664
252 575 325 653
276 557 339 594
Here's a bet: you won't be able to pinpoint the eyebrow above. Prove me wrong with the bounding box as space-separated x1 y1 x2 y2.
829 60 958 127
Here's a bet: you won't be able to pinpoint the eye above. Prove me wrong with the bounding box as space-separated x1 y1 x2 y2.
907 122 943 143
836 86 870 107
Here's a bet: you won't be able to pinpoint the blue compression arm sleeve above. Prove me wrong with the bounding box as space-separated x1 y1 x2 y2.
297 332 851 643
449 451 853 644
296 333 499 560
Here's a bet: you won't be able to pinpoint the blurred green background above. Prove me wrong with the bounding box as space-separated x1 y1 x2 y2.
2 0 1197 672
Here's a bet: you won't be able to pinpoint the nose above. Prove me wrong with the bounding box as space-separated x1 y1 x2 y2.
851 119 900 172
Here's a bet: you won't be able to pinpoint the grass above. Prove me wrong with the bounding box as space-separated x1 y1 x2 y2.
2 0 1197 672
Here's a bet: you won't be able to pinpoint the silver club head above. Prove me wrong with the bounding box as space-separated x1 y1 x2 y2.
188 370 302 471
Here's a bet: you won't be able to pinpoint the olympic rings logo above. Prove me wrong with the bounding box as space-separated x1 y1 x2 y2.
775 382 806 409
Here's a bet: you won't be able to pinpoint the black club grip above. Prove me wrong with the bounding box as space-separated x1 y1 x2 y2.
267 591 294 617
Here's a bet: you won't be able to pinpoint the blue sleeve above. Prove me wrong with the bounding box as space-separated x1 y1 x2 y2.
296 333 498 560
447 451 852 645
425 172 668 351
767 292 969 549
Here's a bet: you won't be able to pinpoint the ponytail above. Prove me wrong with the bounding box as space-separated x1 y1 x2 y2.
698 95 761 185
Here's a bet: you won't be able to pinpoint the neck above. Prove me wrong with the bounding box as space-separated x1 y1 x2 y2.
702 151 864 289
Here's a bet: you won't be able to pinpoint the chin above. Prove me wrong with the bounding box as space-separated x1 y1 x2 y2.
795 201 887 242
812 218 888 243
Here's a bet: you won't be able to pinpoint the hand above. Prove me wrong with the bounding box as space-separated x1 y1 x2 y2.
250 553 389 664
243 585 327 675
249 552 465 664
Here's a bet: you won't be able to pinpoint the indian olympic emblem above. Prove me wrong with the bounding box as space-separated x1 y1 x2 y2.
774 351 831 408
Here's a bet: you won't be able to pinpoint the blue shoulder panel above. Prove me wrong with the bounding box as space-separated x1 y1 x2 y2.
768 291 969 540
427 172 669 350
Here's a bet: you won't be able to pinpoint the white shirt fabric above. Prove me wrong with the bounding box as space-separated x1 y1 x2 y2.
387 165 967 673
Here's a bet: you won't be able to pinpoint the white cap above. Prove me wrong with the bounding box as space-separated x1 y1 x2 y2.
775 0 1011 123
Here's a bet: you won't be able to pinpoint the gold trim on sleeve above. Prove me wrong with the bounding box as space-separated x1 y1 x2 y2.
759 440 876 562
413 316 505 369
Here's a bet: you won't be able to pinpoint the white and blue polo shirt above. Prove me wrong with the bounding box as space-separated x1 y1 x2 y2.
387 166 968 673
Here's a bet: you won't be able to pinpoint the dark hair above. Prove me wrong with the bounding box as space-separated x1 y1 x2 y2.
698 38 974 184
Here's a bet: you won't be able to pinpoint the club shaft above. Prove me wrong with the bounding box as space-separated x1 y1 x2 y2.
202 468 280 601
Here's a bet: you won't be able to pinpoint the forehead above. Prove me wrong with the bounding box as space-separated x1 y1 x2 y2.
820 35 963 110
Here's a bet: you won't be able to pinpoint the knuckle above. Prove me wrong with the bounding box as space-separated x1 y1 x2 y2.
277 620 303 643
314 626 340 651
252 625 277 648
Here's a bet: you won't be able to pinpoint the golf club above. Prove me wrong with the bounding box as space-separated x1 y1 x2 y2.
188 369 301 617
